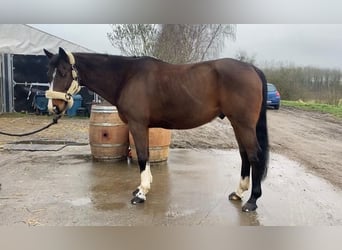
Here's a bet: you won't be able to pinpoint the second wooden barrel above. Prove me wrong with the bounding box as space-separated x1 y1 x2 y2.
129 128 171 163
89 105 129 161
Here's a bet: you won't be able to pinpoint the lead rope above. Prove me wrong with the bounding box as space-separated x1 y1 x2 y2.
0 114 61 137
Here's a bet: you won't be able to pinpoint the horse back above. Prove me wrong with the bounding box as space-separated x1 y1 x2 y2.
117 58 262 129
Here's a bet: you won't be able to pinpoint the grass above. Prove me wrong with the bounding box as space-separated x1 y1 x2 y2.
281 100 342 118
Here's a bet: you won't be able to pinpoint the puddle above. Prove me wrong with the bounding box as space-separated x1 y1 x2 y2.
0 146 341 225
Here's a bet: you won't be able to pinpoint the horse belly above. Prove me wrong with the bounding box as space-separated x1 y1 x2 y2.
151 103 220 130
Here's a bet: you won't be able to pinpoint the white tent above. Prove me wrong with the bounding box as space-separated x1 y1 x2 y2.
0 24 95 113
0 24 94 54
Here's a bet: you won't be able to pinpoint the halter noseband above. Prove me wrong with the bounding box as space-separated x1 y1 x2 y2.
45 51 81 113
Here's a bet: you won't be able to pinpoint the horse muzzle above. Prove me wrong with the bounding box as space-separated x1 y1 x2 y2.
48 99 68 115
46 91 74 115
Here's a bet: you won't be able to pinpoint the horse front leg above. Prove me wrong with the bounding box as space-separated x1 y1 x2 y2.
129 124 153 204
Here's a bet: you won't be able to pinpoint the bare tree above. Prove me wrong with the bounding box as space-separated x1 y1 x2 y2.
235 50 256 64
153 24 236 63
107 24 236 64
107 24 159 56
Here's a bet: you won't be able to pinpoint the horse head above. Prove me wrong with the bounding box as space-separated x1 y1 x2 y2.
44 47 81 115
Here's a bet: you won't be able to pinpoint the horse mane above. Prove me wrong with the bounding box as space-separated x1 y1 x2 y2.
74 52 166 65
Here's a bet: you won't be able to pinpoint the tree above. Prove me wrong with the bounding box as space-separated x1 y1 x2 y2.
262 62 342 104
107 24 236 64
235 50 256 64
107 24 159 57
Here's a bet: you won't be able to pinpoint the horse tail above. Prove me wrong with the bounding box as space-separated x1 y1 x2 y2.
253 65 269 180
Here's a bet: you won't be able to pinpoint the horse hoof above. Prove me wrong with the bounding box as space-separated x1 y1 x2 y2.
132 188 139 196
131 196 145 205
228 192 242 201
242 202 257 212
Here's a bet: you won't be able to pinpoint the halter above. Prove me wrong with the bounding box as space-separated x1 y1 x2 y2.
45 51 81 113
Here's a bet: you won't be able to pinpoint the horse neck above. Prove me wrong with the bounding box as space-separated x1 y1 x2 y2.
74 53 131 105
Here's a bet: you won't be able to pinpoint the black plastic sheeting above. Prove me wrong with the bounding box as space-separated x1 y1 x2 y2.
14 85 48 114
13 54 49 83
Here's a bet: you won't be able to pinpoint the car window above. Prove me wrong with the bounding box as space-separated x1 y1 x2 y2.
267 84 277 91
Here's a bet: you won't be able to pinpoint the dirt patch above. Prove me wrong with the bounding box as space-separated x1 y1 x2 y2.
0 115 89 146
1 107 341 189
266 107 342 189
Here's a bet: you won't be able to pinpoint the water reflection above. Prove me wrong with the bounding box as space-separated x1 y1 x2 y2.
2 145 341 225
230 200 261 226
88 150 262 225
89 159 171 218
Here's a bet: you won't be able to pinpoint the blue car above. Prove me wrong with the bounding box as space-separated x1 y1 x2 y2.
267 83 281 109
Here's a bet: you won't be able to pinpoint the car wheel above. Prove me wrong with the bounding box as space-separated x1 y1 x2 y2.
274 105 280 110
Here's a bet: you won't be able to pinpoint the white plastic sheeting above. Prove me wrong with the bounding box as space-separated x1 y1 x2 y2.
0 24 94 55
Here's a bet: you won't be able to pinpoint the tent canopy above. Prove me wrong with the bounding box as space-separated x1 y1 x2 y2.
0 24 94 55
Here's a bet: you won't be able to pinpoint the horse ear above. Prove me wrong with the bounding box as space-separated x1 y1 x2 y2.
43 49 54 59
58 47 69 62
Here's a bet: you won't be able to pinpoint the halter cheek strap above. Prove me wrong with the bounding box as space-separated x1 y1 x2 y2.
45 52 81 113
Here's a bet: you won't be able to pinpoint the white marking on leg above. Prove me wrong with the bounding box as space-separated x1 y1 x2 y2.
135 190 146 200
236 176 250 198
136 162 153 200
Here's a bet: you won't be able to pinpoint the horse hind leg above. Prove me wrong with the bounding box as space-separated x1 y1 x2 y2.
228 150 250 201
230 124 262 212
243 159 264 212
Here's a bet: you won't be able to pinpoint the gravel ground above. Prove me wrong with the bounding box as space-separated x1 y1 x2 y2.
0 113 236 149
1 106 341 189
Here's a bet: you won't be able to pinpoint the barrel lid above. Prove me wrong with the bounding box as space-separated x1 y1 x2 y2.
91 105 118 112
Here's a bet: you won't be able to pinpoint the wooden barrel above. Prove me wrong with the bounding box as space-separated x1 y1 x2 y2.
129 128 171 163
89 105 129 161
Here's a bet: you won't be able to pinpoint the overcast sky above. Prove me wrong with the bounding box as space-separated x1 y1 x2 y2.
30 24 342 70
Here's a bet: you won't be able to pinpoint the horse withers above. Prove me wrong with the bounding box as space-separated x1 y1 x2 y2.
44 47 269 212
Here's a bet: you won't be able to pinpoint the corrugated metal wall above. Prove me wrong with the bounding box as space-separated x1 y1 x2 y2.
0 54 13 113
0 54 3 113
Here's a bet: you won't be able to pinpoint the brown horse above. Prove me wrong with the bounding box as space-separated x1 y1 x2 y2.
44 47 269 212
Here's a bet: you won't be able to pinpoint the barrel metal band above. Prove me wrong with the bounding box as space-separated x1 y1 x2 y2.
129 145 169 150
90 143 129 147
89 122 124 127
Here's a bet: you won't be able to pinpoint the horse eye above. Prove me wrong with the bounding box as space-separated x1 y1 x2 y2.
47 71 53 82
57 69 66 77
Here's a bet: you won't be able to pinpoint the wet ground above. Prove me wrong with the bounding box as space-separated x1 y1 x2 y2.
0 145 341 226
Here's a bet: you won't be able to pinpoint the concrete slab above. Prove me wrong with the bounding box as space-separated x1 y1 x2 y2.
0 146 341 226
